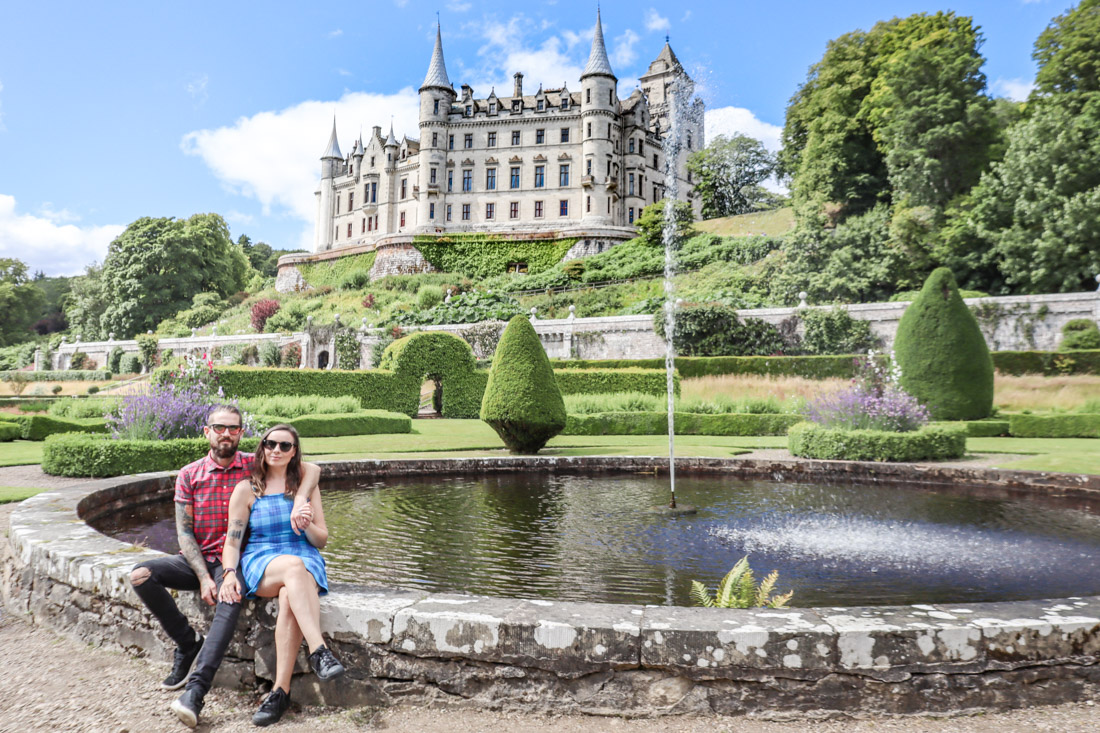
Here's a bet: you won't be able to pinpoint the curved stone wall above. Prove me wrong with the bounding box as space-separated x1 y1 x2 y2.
5 457 1100 716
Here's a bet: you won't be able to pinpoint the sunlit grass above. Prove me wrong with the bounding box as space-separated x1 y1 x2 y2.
992 374 1100 413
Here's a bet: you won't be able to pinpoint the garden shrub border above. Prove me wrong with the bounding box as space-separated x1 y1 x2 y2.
43 434 262 478
1008 413 1100 439
379 331 483 418
788 422 967 462
0 422 20 442
254 411 412 438
563 411 803 436
554 368 677 397
1 370 112 382
8 415 108 441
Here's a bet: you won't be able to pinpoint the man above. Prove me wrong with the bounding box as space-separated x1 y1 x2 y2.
129 405 311 728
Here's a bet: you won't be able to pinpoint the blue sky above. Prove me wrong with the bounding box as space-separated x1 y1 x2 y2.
0 0 1064 276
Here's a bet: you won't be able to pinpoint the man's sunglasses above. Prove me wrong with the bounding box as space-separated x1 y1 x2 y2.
208 424 243 435
262 439 295 452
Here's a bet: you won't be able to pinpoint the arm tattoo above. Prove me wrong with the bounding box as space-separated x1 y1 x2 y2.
175 503 209 580
227 519 245 544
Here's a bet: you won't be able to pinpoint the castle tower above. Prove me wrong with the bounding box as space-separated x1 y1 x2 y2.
417 24 456 231
314 119 342 252
640 39 703 210
580 9 618 225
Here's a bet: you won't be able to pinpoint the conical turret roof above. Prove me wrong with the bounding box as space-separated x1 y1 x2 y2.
420 24 452 91
321 118 342 159
385 123 398 147
582 9 616 79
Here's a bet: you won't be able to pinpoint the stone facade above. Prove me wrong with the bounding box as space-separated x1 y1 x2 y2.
6 458 1100 717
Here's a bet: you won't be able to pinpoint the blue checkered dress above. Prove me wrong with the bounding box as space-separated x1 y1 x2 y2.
240 493 328 598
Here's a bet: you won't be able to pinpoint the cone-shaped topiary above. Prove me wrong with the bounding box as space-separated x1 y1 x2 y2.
480 315 566 453
894 268 994 420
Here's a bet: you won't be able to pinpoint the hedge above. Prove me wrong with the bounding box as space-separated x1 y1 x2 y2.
1008 413 1100 439
0 422 20 442
43 434 261 478
954 420 1010 438
554 368 677 397
195 367 408 413
788 422 967 462
8 414 108 441
991 350 1100 376
0 370 112 382
254 411 412 437
379 331 483 418
550 356 860 379
563 411 803 436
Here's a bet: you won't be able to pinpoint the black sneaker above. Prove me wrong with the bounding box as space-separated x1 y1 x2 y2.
307 644 345 681
170 687 204 728
162 634 204 690
252 687 291 727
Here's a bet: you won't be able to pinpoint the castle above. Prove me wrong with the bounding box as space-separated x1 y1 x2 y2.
310 10 704 268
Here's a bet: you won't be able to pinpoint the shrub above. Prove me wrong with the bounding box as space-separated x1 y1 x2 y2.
69 352 90 370
417 284 444 310
799 308 880 355
894 268 993 420
107 346 124 373
251 299 281 332
338 269 372 291
458 321 506 359
0 423 19 442
391 290 525 327
1060 319 1100 351
362 293 376 309
205 366 406 413
991 350 1100 375
788 422 967 462
379 330 483 417
563 411 803 436
480 315 566 453
334 330 361 370
240 394 361 418
1008 413 1100 438
677 395 784 415
6 371 28 395
237 344 259 366
261 342 282 368
553 368 675 397
690 556 792 609
281 342 302 369
121 354 142 374
86 385 100 395
50 397 118 419
264 302 306 332
8 414 108 440
43 433 261 478
654 302 786 356
51 385 63 395
136 334 159 370
251 410 412 438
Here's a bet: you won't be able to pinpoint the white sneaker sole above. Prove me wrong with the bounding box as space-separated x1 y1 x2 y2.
170 697 199 728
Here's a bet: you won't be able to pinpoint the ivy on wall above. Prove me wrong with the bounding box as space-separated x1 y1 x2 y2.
412 234 578 279
297 252 377 290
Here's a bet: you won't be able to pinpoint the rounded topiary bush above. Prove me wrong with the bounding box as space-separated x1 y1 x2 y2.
894 268 993 420
788 422 967 462
480 315 566 454
1060 319 1100 351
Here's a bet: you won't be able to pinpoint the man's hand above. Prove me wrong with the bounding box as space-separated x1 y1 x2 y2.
218 573 242 605
290 496 313 534
199 575 218 606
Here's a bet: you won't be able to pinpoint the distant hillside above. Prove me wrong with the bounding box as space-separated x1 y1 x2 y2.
694 208 794 237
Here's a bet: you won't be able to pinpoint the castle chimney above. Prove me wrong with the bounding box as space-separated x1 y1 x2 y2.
513 72 523 98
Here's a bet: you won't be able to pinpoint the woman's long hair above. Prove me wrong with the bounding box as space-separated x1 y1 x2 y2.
250 423 302 499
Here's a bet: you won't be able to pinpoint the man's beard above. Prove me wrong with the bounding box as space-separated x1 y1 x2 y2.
212 440 237 459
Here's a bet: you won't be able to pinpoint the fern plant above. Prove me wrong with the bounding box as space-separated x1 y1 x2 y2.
689 556 793 609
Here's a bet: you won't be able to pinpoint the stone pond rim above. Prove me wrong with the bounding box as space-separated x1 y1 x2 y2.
6 456 1100 717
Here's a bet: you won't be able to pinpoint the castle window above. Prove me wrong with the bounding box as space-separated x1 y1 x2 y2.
639 140 644 155
448 135 454 150
559 164 569 187
430 203 435 219
347 223 353 238
362 218 366 233
486 203 495 220
430 167 437 184
511 130 520 145
607 124 611 137
335 226 338 241
586 88 591 103
561 97 569 110
433 99 439 114
537 100 544 111
653 154 658 168
489 102 497 114
432 132 438 147
400 212 405 227
512 100 521 112
368 217 373 231
587 122 592 138
446 204 452 221
654 186 659 203
534 165 545 188
628 173 634 196
349 192 354 209
448 170 453 192
586 159 592 175
486 168 497 190
370 156 375 167
507 262 528 274
364 183 369 199
462 169 472 192
488 131 497 147
465 105 472 116
375 214 379 229
510 166 520 189
371 182 378 203
536 129 545 144
510 201 519 219
464 133 473 149
559 200 569 216
534 201 544 218
609 89 613 104
628 207 635 224
687 171 693 183
607 197 611 213
462 204 471 220
629 138 635 153
388 153 392 162
400 178 407 199
560 127 570 143
586 196 591 212
336 196 340 214
687 132 693 149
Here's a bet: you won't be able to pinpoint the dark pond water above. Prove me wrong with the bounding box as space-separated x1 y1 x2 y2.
95 473 1100 607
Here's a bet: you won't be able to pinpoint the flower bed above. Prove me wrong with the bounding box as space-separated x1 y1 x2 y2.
788 422 967 462
42 434 262 478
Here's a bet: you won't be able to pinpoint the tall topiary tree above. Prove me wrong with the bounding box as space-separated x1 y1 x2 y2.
894 267 993 420
480 315 566 454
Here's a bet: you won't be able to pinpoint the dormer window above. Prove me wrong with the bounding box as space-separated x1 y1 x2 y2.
489 102 497 114
561 97 569 109
465 105 472 116
513 100 521 112
537 99 544 111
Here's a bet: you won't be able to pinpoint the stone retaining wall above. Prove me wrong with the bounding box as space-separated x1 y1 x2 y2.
5 457 1100 716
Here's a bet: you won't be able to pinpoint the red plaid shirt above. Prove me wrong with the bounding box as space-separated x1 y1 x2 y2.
174 450 254 562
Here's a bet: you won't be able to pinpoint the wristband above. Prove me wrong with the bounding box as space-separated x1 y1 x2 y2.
223 567 237 575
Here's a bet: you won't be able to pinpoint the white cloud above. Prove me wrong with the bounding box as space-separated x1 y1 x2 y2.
225 210 255 225
336 68 353 77
186 74 209 105
993 77 1035 102
447 1 472 11
327 29 343 38
181 91 420 249
611 29 641 68
0 194 124 276
681 10 692 21
645 9 670 32
37 202 81 224
464 16 587 94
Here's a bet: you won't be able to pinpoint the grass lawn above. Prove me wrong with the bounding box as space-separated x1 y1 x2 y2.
694 208 795 237
0 486 46 504
0 441 42 467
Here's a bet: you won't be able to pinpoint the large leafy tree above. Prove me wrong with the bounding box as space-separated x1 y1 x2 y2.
0 259 46 346
1033 0 1100 95
686 134 777 218
96 214 249 338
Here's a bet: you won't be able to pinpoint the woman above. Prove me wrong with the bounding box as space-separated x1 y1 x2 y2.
219 424 345 727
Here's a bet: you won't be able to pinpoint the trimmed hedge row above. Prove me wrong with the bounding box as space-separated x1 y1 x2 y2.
0 370 112 382
379 331 483 418
554 369 678 397
43 435 262 478
255 410 412 437
0 422 20 441
990 350 1100 376
7 414 108 440
1008 413 1100 438
200 368 408 413
788 422 967 462
563 411 803 436
958 420 1010 438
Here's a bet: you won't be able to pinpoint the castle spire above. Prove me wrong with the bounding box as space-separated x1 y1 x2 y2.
420 23 452 91
385 122 398 147
582 8 616 79
321 117 342 159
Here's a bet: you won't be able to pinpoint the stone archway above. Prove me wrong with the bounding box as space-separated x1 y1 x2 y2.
317 350 329 369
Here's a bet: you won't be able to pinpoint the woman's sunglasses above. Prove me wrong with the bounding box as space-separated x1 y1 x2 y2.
262 439 295 452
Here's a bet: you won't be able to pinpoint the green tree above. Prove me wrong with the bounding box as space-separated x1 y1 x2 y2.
635 199 696 250
63 264 109 340
97 214 249 338
1033 0 1100 96
0 259 46 346
686 134 777 218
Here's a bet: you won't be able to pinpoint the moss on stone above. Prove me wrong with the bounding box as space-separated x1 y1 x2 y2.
480 316 566 453
894 268 993 420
